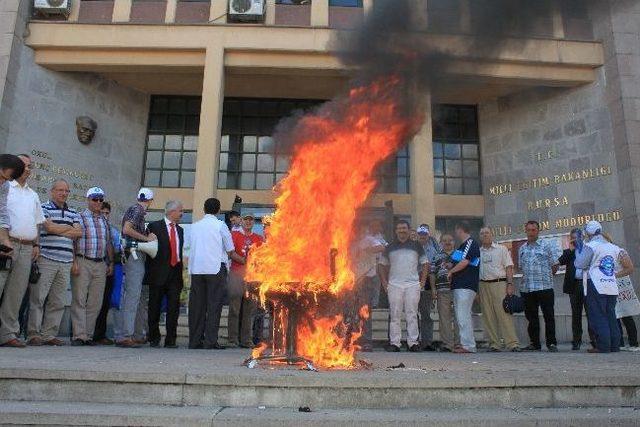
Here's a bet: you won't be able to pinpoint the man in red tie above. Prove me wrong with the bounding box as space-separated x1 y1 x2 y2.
145 200 184 348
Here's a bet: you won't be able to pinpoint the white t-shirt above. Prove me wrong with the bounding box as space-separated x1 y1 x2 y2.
188 214 234 275
352 235 384 279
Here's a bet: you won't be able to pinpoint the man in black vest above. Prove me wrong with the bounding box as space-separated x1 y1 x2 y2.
145 200 184 348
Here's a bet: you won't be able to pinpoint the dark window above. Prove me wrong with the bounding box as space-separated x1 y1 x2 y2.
219 97 410 193
329 0 363 6
428 0 461 33
142 96 200 188
432 105 481 195
436 217 484 238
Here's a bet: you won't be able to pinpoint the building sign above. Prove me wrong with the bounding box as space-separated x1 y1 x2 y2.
487 150 622 238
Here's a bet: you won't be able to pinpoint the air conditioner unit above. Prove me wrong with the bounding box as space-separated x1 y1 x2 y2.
228 0 265 22
33 0 71 18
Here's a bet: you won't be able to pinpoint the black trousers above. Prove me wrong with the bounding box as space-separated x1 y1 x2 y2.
522 289 557 348
148 266 183 346
94 269 116 341
189 266 227 348
568 286 586 344
619 316 639 347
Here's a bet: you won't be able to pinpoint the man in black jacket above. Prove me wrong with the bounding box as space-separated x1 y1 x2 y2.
145 200 184 348
558 228 592 350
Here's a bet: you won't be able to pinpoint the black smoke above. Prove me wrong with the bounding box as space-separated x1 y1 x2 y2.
335 0 605 110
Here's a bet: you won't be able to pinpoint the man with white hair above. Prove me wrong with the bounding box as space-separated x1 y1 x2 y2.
144 200 184 348
575 221 634 353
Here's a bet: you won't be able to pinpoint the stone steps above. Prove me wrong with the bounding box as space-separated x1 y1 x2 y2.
170 308 485 343
1 401 638 427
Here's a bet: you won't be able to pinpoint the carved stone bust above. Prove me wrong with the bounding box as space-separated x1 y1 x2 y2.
76 116 97 145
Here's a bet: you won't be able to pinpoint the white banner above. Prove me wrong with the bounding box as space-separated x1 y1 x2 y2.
616 276 640 318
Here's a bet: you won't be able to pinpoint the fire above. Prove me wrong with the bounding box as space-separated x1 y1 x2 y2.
245 77 421 368
251 342 268 359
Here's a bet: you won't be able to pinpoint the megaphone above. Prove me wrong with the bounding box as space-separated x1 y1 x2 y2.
122 238 158 260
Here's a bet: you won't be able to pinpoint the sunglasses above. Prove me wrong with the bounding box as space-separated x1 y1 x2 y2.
90 197 104 202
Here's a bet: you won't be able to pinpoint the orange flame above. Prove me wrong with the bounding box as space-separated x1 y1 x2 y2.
245 78 421 368
251 342 268 360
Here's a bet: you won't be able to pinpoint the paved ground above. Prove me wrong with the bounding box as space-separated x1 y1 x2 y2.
0 344 638 381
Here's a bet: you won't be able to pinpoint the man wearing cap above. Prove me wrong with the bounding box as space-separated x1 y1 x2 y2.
0 154 45 347
145 200 185 348
71 187 114 345
479 227 520 352
416 224 439 351
227 213 264 348
27 179 82 346
575 221 633 353
114 188 156 348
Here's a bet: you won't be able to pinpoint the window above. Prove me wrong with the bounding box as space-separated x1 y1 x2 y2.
219 98 410 193
275 0 311 4
432 105 481 195
436 217 484 237
143 96 200 188
427 0 461 33
329 0 362 6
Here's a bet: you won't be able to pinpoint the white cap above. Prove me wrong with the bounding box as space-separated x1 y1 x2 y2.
86 187 105 198
137 187 154 201
585 220 602 236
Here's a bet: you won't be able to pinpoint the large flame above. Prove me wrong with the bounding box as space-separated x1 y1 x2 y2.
246 78 421 368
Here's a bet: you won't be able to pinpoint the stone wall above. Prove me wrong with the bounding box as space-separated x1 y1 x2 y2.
0 0 25 146
0 0 150 221
479 77 623 245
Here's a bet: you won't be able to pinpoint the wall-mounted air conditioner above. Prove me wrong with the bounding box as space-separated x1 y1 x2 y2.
33 0 71 18
228 0 266 22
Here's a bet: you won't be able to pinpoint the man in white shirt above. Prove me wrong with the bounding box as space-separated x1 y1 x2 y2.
0 154 45 347
188 198 244 349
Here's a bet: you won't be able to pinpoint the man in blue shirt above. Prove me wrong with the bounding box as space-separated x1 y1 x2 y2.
518 220 559 352
447 221 480 353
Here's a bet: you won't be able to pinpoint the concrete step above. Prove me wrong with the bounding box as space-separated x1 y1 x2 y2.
0 401 638 427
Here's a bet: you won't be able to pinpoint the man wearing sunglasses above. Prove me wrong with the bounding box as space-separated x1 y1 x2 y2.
70 187 114 346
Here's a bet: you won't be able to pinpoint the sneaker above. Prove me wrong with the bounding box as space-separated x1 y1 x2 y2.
409 344 421 352
547 344 558 353
628 346 640 352
384 344 401 352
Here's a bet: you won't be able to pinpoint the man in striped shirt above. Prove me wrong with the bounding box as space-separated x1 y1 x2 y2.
71 187 114 346
26 179 82 346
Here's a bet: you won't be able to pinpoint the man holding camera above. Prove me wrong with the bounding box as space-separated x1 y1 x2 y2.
0 154 25 298
0 154 44 348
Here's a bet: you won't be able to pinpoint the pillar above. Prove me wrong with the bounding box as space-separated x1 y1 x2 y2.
112 0 132 22
265 0 275 26
165 0 178 23
209 0 227 24
311 0 329 27
68 0 80 22
409 95 436 228
363 0 373 16
460 0 471 33
193 45 225 220
552 3 565 39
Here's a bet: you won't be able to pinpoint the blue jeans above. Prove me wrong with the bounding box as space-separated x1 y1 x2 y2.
585 279 620 353
114 254 146 341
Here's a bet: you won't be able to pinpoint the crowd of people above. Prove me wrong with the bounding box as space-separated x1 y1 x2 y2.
0 152 638 354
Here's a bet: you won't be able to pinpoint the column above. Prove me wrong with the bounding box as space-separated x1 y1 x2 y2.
409 95 436 228
411 0 428 29
112 0 132 22
68 0 81 22
311 0 329 27
265 0 276 26
192 45 225 220
363 0 373 16
209 0 227 23
552 3 565 39
165 0 178 23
